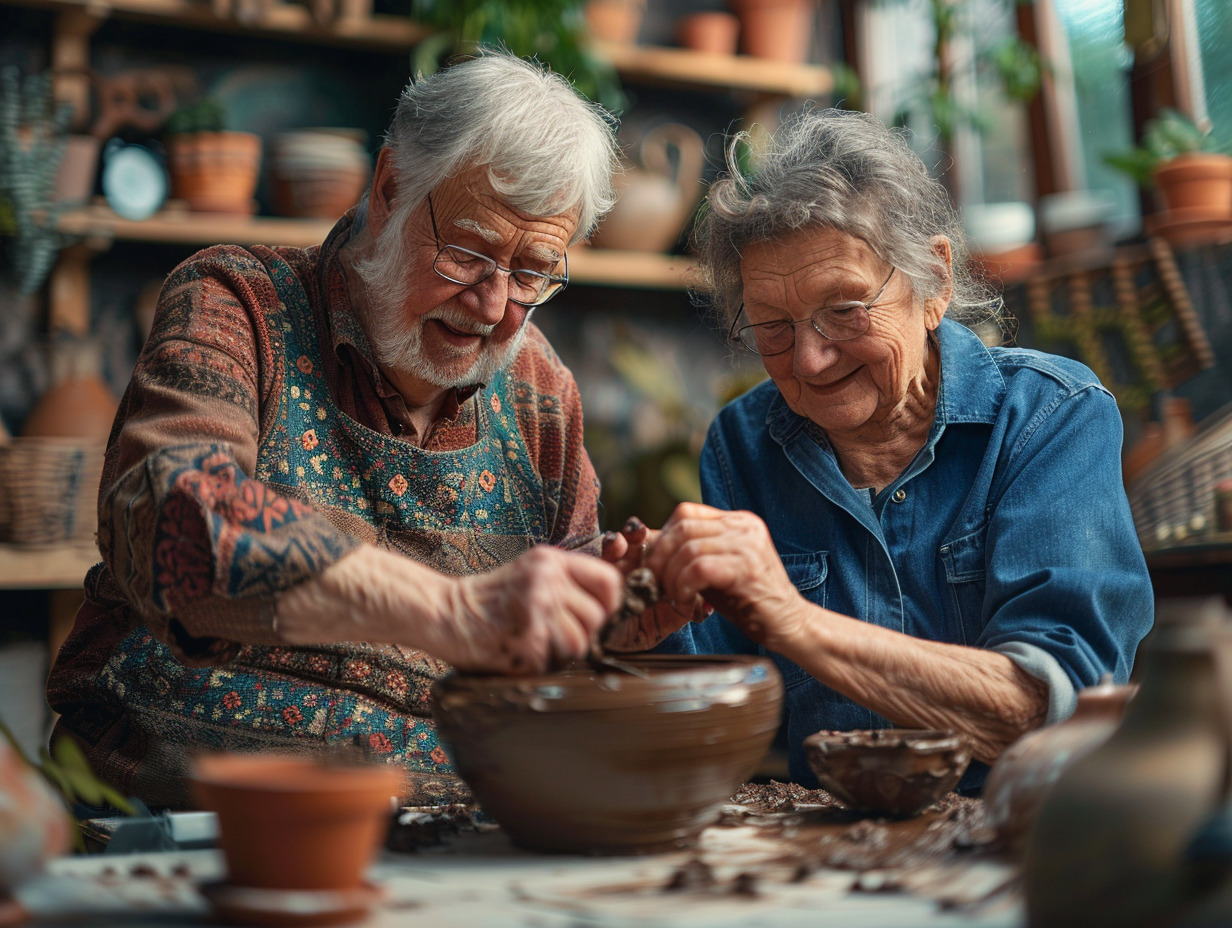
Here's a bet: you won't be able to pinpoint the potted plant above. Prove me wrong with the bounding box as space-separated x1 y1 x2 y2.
1103 108 1232 218
162 96 262 215
409 0 626 114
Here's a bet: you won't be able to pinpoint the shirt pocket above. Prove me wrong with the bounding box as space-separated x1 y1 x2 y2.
775 552 828 695
939 526 987 646
780 550 828 604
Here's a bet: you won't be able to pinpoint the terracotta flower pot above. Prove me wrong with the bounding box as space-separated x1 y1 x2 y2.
1152 152 1232 215
165 131 262 215
730 0 814 63
585 0 646 43
190 753 402 891
676 12 740 55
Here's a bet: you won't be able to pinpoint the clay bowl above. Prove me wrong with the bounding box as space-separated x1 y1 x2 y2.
431 654 783 855
190 752 403 891
803 728 972 817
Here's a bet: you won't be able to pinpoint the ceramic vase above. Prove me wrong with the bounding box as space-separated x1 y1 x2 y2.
983 677 1137 854
589 123 705 253
1022 597 1232 928
0 736 71 893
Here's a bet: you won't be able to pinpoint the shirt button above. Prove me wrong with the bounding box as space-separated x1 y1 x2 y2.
892 488 907 503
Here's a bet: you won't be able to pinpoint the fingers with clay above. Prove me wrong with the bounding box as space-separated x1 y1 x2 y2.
436 546 623 675
645 502 805 650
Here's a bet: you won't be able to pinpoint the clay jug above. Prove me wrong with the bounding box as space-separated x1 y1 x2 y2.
589 123 705 253
20 339 119 444
1022 597 1232 928
983 676 1137 855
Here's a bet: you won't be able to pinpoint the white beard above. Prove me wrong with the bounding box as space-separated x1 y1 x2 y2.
369 298 529 389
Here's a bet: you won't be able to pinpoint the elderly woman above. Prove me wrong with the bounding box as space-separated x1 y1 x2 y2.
610 108 1153 792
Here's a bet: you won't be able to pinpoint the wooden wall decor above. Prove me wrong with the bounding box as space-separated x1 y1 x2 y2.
1022 237 1216 414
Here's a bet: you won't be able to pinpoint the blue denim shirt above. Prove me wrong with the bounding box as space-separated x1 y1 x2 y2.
657 318 1154 791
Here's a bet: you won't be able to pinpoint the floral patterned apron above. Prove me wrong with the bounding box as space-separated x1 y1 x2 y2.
101 251 548 803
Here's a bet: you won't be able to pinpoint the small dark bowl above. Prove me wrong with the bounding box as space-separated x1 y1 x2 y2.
432 654 783 855
803 728 972 817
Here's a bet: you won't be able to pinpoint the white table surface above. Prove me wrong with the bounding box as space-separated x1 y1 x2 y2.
13 808 1024 928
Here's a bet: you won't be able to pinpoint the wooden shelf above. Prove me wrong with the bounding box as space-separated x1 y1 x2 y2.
5 0 430 51
9 0 832 98
56 204 695 289
0 542 97 590
595 40 834 99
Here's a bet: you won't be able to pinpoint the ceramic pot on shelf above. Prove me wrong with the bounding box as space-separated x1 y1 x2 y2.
270 129 371 220
585 0 646 43
676 12 740 55
165 130 262 215
1022 597 1232 928
589 123 705 253
729 0 814 63
1152 152 1232 215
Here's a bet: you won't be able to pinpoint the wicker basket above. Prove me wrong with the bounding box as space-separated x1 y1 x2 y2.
0 437 106 546
1127 402 1232 550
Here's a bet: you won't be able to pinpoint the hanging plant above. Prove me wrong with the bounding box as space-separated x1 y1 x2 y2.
0 67 72 295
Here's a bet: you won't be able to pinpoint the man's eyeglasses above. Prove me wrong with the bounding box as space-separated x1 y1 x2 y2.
729 267 896 356
427 194 569 307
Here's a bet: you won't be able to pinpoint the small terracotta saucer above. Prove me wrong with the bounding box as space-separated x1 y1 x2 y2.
198 880 385 927
1145 206 1232 247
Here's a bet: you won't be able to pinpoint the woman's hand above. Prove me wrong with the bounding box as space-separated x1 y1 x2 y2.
644 502 809 653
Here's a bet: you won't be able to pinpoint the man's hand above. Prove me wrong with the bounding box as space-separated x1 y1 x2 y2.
433 546 623 674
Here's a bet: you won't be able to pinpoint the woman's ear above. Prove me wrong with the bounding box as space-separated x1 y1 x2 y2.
924 235 954 330
366 147 397 236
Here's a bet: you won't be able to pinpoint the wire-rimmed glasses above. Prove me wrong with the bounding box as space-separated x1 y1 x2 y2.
426 194 568 307
729 267 896 356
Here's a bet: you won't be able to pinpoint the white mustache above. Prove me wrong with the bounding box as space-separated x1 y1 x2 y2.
424 309 497 338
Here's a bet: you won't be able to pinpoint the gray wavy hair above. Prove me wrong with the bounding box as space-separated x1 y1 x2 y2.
354 49 620 296
692 107 1001 334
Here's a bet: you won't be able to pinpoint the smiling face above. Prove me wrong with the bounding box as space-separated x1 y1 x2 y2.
364 165 578 399
740 227 949 440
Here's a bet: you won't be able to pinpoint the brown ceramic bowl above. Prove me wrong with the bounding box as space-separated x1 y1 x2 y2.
431 654 783 855
803 728 972 817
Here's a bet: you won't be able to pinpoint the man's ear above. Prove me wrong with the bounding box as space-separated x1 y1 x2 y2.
367 147 398 236
924 235 954 330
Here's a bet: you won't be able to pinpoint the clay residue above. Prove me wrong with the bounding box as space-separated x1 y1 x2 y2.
619 566 661 621
721 782 995 873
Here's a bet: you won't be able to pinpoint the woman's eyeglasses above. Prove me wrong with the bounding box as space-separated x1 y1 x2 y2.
427 194 568 307
729 267 896 356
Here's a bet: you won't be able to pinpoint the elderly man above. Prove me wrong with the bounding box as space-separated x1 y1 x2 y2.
47 51 627 808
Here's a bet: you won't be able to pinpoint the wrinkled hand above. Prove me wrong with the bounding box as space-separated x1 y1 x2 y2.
430 546 623 674
599 516 710 653
644 502 807 652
